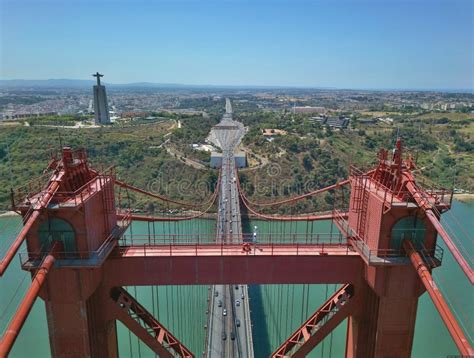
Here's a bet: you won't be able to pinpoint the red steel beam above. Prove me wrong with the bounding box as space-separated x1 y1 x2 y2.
271 284 355 357
0 210 40 277
404 179 474 284
0 243 59 356
403 240 474 356
0 178 61 276
425 210 474 284
110 287 194 358
105 248 362 286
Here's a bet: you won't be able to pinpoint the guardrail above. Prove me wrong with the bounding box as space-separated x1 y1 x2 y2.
20 242 115 269
203 286 214 358
332 209 444 267
12 167 116 210
19 220 129 269
350 165 453 210
241 284 254 358
119 232 347 246
114 242 355 258
350 239 444 267
11 172 52 208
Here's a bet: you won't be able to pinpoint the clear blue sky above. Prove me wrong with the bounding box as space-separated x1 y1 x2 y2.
1 0 473 90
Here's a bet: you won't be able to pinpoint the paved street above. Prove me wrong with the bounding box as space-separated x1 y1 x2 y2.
206 99 254 357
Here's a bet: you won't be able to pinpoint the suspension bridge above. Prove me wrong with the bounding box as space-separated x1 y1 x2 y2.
0 99 472 357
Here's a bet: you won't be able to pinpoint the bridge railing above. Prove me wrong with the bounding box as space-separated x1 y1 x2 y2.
333 209 444 266
119 232 348 246
18 219 130 269
350 239 444 267
350 165 453 210
114 242 355 258
19 242 116 269
11 167 116 210
11 172 52 209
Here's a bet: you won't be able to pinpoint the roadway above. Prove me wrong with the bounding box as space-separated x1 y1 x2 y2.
206 99 254 357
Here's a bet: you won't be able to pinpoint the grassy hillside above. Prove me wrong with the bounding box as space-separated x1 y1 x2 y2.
235 105 473 213
0 107 472 214
0 120 218 211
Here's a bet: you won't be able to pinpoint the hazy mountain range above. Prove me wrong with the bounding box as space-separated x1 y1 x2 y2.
0 79 471 93
0 79 199 89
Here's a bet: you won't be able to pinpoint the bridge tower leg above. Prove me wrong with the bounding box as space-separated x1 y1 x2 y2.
345 162 439 358
346 266 422 358
43 271 118 357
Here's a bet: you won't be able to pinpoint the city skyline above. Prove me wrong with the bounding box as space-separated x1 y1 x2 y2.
1 0 473 90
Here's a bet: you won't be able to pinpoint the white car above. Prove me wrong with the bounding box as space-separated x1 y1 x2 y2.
223 309 227 316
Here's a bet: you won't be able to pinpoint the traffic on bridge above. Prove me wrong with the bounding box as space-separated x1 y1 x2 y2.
207 98 254 358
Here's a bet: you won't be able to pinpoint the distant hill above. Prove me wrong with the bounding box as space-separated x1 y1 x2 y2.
1 79 470 92
0 79 191 89
0 79 333 91
0 79 96 88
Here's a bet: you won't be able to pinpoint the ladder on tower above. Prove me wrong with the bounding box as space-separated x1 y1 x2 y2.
110 287 194 358
351 172 369 240
357 186 369 240
100 173 116 234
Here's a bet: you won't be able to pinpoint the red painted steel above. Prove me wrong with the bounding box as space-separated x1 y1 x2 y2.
425 210 474 284
271 284 354 358
0 210 40 277
0 176 61 276
405 179 474 284
0 242 59 356
110 287 194 358
403 240 474 356
105 246 363 286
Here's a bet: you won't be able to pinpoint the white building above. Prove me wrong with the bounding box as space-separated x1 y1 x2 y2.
210 151 247 168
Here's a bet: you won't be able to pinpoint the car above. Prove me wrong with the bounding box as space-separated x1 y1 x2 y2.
236 319 241 327
223 309 227 316
218 300 222 307
221 332 227 341
214 291 219 297
236 300 240 307
241 294 244 299
230 332 235 341
235 285 239 290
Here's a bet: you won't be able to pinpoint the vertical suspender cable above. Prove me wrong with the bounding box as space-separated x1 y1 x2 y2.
321 284 329 358
300 284 306 323
290 284 295 335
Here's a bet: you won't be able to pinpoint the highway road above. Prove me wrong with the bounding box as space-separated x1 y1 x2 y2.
206 99 254 357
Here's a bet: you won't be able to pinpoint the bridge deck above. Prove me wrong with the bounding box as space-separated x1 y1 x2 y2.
104 246 363 287
116 243 356 257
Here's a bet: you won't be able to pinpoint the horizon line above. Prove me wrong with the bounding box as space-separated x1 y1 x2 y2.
1 78 473 94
